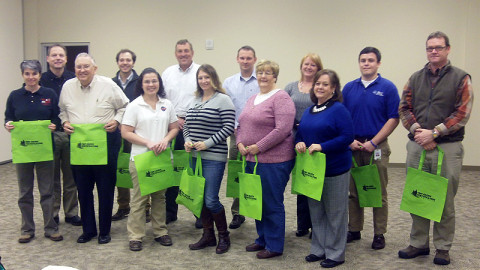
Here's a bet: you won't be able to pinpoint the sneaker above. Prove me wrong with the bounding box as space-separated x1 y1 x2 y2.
398 245 430 259
229 215 245 229
371 234 385 250
433 249 450 265
112 208 130 221
347 231 361 243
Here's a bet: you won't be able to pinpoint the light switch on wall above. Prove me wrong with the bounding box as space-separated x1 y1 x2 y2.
206 39 214 50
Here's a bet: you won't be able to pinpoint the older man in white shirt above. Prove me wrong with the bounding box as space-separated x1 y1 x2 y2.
59 53 129 244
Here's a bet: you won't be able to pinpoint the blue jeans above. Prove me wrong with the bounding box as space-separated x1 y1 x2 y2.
192 158 226 214
246 159 294 253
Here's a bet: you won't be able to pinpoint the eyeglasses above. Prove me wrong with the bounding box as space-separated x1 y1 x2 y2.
256 71 274 76
426 46 447 52
75 64 92 70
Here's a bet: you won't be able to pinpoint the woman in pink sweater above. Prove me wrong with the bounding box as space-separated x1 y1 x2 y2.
237 60 295 259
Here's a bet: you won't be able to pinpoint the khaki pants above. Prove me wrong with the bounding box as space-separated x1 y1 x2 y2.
406 140 463 250
348 140 390 235
127 160 167 241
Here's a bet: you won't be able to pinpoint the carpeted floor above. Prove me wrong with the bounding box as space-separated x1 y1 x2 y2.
0 162 478 270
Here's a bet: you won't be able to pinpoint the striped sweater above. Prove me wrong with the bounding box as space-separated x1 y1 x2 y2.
183 92 235 161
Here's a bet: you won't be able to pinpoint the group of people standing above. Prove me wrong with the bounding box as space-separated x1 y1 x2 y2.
4 30 472 268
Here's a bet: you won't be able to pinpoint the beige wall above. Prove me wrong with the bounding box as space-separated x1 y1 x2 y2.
0 0 24 162
18 0 480 165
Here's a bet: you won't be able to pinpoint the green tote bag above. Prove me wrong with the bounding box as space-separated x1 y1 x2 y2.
238 155 263 221
350 154 383 207
11 120 53 163
291 151 326 201
226 152 242 198
175 152 205 218
116 141 133 188
134 149 175 196
70 123 107 165
400 147 448 222
171 138 189 186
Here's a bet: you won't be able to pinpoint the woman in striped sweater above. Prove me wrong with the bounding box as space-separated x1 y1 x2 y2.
184 64 235 254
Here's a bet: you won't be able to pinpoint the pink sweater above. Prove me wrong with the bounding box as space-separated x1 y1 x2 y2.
237 90 295 163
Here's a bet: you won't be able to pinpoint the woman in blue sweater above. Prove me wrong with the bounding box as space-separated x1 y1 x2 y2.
295 69 354 268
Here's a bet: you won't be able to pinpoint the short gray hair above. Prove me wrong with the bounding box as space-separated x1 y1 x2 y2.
75 53 96 66
20 60 42 73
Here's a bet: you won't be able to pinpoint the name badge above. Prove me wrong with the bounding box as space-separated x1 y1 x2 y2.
374 149 381 160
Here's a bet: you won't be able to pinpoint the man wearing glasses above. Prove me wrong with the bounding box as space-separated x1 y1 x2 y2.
398 31 473 265
59 53 129 244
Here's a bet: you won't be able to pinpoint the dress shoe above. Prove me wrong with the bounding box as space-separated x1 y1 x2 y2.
346 231 361 243
129 240 142 251
371 234 385 250
45 233 63 242
229 215 245 229
195 217 203 229
77 233 96 243
166 215 177 224
53 216 59 224
18 234 34 243
305 254 325 262
65 215 82 226
256 249 282 259
155 235 173 246
98 234 111 244
433 249 450 265
296 229 309 237
320 259 344 268
112 208 130 221
398 245 430 259
245 243 265 252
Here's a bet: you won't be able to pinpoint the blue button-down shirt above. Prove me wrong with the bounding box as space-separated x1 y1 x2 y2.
222 72 259 128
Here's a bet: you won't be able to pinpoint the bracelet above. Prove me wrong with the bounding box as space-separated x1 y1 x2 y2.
370 140 378 148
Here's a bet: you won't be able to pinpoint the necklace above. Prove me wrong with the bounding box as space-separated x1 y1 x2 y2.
311 100 333 113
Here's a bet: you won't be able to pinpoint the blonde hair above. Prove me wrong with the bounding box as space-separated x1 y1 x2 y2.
299 53 323 81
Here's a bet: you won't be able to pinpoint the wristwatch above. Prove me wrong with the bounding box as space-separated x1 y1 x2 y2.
432 129 439 139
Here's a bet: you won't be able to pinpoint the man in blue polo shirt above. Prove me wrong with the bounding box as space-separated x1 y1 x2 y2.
40 44 81 227
342 47 400 250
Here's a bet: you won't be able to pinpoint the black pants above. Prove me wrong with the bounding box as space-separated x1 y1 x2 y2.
165 131 184 219
71 131 120 236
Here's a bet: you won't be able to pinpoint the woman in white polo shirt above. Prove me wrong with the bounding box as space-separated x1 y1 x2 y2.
121 68 179 251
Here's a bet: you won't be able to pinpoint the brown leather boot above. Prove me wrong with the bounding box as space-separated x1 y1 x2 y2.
212 208 230 254
189 207 216 250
